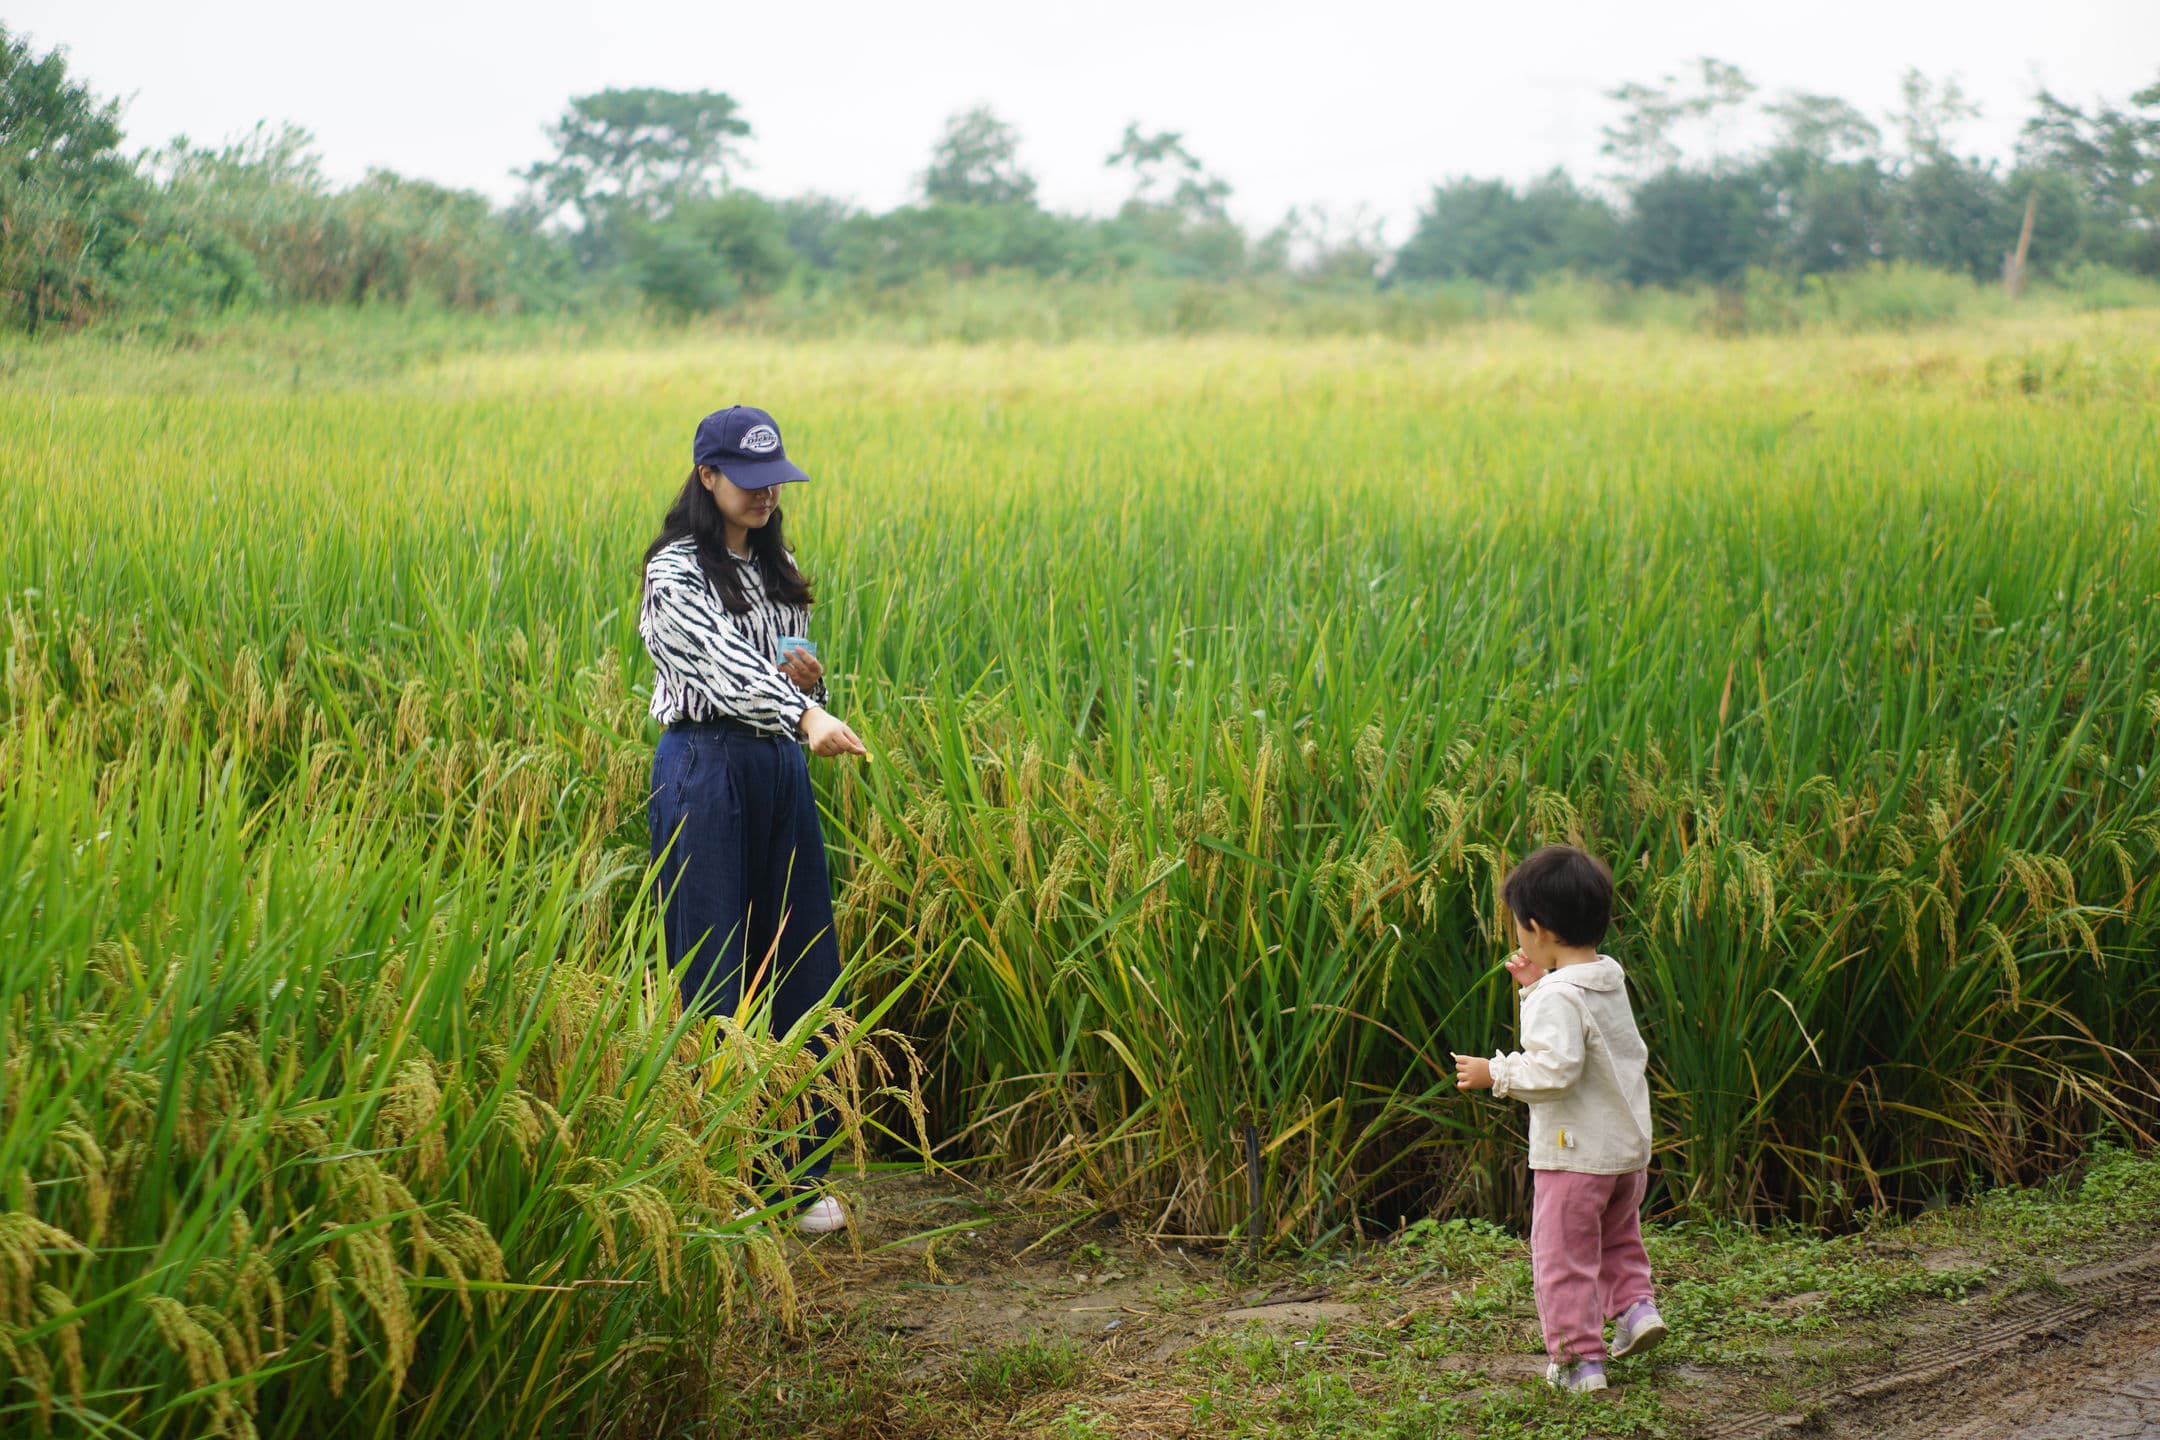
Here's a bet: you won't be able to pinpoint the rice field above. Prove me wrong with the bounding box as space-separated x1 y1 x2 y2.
4 315 2158 1435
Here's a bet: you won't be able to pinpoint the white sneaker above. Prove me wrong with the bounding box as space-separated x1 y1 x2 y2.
1544 1359 1608 1392
1610 1300 1667 1360
797 1195 848 1235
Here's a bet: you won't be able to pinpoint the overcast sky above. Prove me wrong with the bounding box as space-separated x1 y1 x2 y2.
20 0 2159 239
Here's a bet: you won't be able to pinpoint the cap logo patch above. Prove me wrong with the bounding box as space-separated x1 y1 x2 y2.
738 424 781 454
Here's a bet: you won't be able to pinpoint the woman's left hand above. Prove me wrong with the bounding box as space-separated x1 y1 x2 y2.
778 651 824 693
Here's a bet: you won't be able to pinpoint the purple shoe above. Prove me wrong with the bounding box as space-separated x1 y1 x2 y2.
1544 1359 1608 1392
1611 1300 1668 1360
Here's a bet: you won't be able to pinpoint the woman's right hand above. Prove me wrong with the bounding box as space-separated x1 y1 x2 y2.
799 706 868 758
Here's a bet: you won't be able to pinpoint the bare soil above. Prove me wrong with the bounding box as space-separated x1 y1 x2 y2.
1836 1309 2160 1439
1696 1245 2160 1440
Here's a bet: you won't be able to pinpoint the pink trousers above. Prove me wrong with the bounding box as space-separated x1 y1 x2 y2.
1529 1168 1654 1364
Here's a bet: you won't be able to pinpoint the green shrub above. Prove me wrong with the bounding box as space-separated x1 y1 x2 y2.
2054 262 2160 311
1804 261 1986 331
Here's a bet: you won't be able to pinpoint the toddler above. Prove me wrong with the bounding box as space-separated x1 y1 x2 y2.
1452 844 1665 1392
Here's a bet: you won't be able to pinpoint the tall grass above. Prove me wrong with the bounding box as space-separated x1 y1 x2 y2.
4 322 2157 1410
805 343 2159 1238
0 470 922 1428
0 717 925 1435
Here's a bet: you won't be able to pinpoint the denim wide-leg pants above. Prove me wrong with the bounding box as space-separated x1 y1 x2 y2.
649 720 843 1182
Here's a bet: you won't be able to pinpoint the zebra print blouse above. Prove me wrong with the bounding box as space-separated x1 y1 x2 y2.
639 537 826 735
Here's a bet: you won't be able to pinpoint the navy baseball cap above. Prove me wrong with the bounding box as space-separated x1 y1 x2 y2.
693 405 809 489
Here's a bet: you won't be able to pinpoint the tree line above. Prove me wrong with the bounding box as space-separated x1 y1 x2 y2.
2 27 2154 335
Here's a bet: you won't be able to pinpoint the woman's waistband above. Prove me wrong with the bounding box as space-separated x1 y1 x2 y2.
666 716 790 742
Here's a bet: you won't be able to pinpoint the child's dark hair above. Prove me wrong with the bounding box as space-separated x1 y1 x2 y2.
1500 845 1614 948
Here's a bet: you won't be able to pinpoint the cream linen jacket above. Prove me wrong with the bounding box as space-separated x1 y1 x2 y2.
1489 956 1654 1174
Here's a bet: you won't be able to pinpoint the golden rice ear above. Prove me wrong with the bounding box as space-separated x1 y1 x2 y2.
40 1284 86 1407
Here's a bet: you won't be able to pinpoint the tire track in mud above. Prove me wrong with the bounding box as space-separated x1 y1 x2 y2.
1699 1248 2160 1440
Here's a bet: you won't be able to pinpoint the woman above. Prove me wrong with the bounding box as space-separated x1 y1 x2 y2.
640 404 867 1235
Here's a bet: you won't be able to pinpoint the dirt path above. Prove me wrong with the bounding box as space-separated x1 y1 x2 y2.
805 1175 1254 1368
798 1175 2160 1438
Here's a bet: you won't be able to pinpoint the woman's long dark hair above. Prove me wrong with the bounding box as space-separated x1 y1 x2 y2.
644 468 814 614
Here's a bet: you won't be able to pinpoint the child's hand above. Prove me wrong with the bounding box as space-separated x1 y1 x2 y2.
1503 950 1543 988
1452 1053 1492 1090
